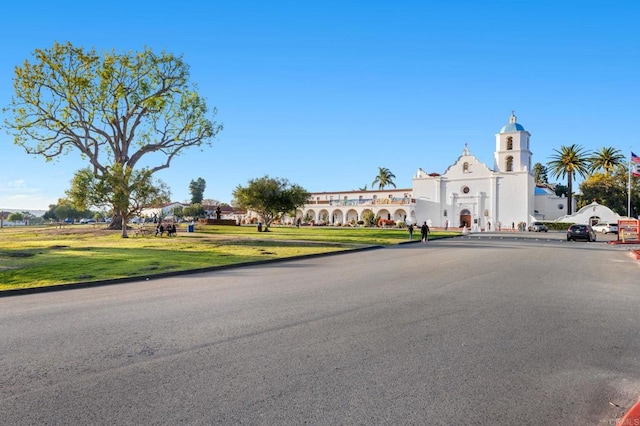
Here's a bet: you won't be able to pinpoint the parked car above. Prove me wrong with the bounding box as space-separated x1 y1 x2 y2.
79 218 96 224
591 222 618 234
567 224 597 242
528 221 548 232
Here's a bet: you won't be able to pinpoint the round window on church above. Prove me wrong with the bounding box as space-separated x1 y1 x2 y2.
462 186 470 194
557 204 564 210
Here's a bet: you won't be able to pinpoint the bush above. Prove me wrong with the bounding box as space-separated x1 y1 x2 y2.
546 221 573 231
378 219 396 228
362 211 376 227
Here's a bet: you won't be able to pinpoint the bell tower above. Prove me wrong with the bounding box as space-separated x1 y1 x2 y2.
494 112 533 174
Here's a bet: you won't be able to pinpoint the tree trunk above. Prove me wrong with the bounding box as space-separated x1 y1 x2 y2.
567 174 573 215
121 216 129 238
107 214 123 230
106 213 130 237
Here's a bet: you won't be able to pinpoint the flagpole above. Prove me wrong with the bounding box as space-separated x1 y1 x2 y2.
629 150 632 218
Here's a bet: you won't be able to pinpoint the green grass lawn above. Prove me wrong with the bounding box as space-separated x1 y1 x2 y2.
0 224 458 291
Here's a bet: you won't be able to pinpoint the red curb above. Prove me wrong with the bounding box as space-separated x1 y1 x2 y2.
617 399 640 426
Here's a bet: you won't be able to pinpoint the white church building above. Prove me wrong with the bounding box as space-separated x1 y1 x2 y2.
297 113 570 229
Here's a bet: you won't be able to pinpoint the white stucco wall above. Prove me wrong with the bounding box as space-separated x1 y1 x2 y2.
534 193 572 221
555 202 622 225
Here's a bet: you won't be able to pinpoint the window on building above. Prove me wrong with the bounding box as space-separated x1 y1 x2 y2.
506 156 513 172
463 162 469 172
507 137 513 150
462 186 470 194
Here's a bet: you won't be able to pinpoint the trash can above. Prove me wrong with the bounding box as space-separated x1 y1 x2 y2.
187 224 195 233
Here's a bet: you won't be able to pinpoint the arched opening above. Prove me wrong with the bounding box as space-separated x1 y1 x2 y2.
318 209 329 225
394 209 408 223
459 209 472 228
332 209 344 225
506 156 514 172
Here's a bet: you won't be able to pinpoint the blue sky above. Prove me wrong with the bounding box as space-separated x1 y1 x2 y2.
1 1 639 211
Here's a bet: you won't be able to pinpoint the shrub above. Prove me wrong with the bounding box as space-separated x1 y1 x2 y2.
378 219 396 228
362 211 376 227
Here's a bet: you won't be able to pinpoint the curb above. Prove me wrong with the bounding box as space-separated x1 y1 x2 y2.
0 234 459 298
617 399 640 426
0 245 384 298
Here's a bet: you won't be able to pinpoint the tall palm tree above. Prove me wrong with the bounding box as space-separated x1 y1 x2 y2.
372 167 396 190
547 144 591 215
589 147 625 176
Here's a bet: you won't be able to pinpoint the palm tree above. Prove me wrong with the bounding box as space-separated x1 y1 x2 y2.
533 162 549 184
372 167 396 190
589 147 625 176
547 144 591 215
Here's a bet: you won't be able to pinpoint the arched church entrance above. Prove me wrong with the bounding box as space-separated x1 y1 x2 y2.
459 209 472 228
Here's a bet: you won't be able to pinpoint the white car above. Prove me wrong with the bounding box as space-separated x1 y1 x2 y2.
591 222 618 234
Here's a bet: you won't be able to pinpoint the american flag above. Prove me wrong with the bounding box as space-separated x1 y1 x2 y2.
633 152 640 177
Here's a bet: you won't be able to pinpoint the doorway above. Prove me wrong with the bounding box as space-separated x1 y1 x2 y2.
459 209 471 228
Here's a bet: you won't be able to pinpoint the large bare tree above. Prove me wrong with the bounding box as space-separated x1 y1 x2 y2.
4 42 222 236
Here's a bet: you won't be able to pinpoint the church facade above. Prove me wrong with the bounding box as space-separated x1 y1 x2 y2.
296 114 569 229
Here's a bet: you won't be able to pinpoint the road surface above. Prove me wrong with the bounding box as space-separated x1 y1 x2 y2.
1 233 639 425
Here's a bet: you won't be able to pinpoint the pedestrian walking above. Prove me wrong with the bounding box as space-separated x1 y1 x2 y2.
408 223 414 240
420 221 429 243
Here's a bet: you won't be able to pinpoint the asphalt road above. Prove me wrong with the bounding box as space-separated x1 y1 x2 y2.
2 233 640 425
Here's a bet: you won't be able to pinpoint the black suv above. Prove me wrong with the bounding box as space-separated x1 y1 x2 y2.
567 224 596 242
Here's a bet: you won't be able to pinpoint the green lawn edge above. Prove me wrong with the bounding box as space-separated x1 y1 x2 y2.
0 224 460 293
